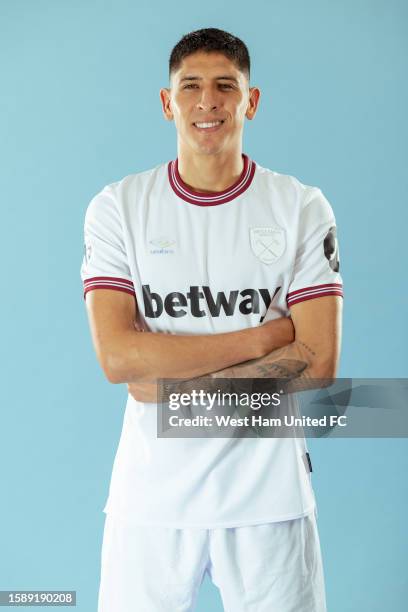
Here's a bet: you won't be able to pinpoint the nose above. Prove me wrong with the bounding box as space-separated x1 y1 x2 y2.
197 85 220 112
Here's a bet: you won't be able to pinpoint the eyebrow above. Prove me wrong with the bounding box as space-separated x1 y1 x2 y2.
179 75 239 84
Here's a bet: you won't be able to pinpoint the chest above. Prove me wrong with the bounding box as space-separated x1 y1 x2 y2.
123 193 299 331
132 196 296 279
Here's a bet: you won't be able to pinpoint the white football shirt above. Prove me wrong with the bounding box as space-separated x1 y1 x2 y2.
80 154 343 527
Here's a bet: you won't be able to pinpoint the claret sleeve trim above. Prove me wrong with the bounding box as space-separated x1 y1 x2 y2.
287 282 343 307
83 276 136 299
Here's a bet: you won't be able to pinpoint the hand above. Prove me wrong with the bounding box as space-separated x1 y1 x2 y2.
127 379 213 403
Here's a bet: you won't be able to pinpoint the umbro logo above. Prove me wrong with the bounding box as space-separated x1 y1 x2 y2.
149 237 176 255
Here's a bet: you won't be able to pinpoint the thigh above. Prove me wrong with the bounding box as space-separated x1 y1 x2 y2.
98 514 209 612
208 511 327 612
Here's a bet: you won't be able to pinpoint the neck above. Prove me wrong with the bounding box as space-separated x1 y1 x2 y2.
177 147 244 193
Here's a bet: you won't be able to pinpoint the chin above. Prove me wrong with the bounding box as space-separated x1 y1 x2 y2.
182 133 229 157
193 141 227 156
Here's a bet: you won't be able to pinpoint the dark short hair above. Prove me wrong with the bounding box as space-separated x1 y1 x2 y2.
169 28 250 80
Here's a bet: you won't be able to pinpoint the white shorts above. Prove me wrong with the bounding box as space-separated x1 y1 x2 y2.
98 510 327 612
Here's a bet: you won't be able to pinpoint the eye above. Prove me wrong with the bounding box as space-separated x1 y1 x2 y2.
219 83 234 89
183 83 198 89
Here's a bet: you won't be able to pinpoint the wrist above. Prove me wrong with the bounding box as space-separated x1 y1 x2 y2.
251 324 271 359
258 317 295 356
275 317 295 349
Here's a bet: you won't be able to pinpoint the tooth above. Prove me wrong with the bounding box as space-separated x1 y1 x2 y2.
195 121 221 128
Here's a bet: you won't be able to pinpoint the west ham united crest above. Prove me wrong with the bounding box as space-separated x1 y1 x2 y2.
250 226 286 265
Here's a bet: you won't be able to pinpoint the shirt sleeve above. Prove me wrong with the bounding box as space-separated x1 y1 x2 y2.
286 188 343 307
80 186 136 300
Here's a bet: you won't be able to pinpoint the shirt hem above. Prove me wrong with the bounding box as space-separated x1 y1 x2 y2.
102 502 316 529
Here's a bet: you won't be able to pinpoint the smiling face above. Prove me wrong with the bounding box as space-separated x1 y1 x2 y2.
160 51 260 158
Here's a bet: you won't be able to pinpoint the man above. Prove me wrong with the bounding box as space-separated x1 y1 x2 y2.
81 27 343 612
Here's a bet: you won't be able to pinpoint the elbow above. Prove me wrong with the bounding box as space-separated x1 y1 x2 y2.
101 351 131 384
100 348 149 384
310 358 338 383
96 335 150 384
104 368 123 385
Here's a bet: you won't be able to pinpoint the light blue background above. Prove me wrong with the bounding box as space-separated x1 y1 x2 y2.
1 0 407 610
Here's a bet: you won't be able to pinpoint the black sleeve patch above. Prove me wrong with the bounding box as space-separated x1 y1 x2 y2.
323 226 340 272
306 452 313 472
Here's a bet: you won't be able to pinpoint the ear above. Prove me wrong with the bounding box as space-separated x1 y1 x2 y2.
245 87 261 120
160 88 173 121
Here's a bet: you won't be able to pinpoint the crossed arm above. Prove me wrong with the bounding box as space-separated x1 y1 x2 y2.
84 289 342 402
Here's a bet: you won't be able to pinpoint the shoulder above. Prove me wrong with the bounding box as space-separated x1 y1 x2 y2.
86 162 168 218
254 161 335 219
102 161 167 200
254 161 318 201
